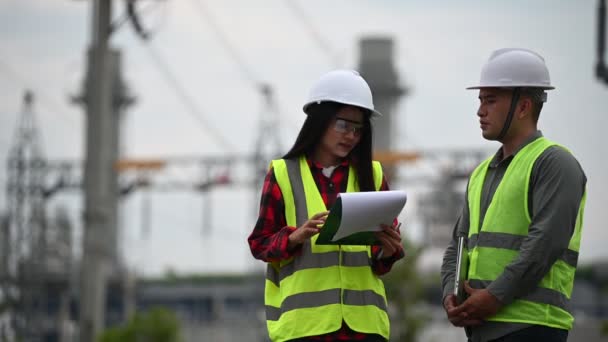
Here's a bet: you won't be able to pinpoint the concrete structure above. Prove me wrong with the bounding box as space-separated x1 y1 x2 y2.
357 37 406 153
136 274 267 342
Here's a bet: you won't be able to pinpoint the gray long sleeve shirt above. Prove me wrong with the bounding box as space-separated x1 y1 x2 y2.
440 131 587 342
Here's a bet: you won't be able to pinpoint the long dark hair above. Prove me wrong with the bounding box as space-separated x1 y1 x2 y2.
283 101 375 191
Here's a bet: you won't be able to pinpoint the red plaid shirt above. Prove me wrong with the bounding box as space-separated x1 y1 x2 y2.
248 157 404 341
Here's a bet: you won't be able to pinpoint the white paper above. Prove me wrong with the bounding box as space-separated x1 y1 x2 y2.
331 190 407 241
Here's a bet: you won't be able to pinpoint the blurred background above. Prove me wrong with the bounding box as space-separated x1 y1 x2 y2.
0 0 607 341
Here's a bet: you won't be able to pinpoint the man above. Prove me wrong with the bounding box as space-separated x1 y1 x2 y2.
440 48 587 342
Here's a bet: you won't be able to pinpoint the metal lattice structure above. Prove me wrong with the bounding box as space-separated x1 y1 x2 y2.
1 91 76 342
2 91 48 341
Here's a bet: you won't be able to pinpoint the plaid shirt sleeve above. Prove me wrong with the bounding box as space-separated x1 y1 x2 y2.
247 166 302 262
370 175 406 276
248 165 404 271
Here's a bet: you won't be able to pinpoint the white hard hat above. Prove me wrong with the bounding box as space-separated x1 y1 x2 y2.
303 69 382 116
467 48 555 90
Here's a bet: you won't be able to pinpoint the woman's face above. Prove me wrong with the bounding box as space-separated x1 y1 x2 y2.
316 105 364 166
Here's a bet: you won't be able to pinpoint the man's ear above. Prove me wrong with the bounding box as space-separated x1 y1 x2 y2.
517 97 533 120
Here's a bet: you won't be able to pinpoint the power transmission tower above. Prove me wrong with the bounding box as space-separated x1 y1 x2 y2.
252 84 283 215
2 90 47 341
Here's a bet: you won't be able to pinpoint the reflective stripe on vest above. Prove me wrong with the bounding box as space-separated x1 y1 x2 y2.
264 156 389 341
266 288 387 321
468 232 579 267
265 250 371 286
467 137 586 330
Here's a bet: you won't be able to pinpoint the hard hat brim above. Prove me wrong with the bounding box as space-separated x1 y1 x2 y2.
302 101 382 117
466 84 555 90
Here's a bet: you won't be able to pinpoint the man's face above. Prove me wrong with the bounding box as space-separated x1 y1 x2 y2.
477 88 513 141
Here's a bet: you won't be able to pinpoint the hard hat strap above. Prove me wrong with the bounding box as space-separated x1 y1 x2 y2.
497 87 521 141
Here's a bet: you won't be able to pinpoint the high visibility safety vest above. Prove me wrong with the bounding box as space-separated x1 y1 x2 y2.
265 156 389 342
467 137 586 330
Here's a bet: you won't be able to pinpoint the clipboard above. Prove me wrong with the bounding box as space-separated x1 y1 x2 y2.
316 201 380 245
316 191 407 245
453 235 469 304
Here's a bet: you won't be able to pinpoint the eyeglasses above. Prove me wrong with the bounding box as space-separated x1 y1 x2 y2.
333 118 364 136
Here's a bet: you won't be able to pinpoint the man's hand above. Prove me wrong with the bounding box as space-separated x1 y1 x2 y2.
374 222 402 257
447 281 502 323
288 211 328 249
443 294 483 327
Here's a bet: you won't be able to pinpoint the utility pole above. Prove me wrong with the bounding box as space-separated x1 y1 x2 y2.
78 1 132 340
597 0 608 85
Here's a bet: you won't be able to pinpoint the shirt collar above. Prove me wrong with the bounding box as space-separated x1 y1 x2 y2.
490 130 544 167
306 155 350 170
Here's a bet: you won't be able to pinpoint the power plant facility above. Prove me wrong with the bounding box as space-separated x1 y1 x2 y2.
1 1 607 341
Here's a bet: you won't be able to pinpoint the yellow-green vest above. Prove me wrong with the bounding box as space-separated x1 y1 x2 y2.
467 137 586 330
265 156 389 342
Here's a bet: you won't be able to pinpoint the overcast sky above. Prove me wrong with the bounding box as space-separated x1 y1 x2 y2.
0 0 606 276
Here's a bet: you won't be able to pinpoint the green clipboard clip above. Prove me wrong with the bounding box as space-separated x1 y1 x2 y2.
315 196 382 245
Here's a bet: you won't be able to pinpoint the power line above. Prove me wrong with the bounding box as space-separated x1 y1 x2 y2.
125 1 235 151
188 0 303 137
133 0 300 151
137 41 236 151
282 0 341 68
189 0 261 86
0 57 79 127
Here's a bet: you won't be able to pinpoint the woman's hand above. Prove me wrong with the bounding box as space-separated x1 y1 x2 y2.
288 211 329 249
375 222 402 257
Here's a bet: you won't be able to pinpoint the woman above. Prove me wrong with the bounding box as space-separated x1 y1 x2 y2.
248 69 404 342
